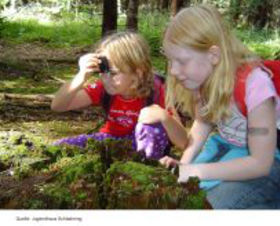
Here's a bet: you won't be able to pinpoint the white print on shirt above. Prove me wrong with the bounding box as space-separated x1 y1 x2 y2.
125 110 139 117
90 84 97 89
108 108 139 128
217 104 247 147
110 109 139 117
107 115 134 127
110 109 125 114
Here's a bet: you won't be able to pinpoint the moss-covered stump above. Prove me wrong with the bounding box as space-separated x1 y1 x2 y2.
25 153 104 209
105 161 210 209
0 132 212 209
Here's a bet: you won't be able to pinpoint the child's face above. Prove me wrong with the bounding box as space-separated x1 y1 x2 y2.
101 64 135 98
163 42 214 91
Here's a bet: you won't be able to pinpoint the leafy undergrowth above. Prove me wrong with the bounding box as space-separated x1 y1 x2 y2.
0 133 211 209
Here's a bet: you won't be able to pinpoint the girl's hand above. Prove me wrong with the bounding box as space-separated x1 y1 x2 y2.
159 156 179 168
78 53 101 78
177 164 201 183
138 104 168 124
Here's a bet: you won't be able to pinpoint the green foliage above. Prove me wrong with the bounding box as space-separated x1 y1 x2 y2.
234 28 280 59
0 0 9 9
42 144 85 163
249 43 280 60
24 199 46 209
13 163 32 180
52 154 102 185
40 183 74 208
179 190 207 209
152 55 167 75
106 161 176 190
105 161 208 209
0 132 48 171
0 9 169 53
0 133 210 209
0 18 101 47
177 177 208 209
0 16 6 38
139 11 169 56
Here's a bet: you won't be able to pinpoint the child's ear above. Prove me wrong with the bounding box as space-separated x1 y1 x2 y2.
134 68 144 83
208 45 220 65
130 69 143 90
136 69 144 78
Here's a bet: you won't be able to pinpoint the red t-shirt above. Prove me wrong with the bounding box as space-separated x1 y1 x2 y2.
84 79 165 136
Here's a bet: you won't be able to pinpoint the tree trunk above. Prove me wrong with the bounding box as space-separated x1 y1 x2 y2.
171 0 177 17
247 0 272 28
102 0 118 36
161 0 170 10
126 0 139 31
121 0 129 12
171 0 190 16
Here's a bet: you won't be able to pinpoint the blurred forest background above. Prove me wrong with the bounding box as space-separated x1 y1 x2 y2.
0 0 279 141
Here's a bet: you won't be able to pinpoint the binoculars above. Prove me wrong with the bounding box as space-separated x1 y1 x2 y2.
98 56 110 74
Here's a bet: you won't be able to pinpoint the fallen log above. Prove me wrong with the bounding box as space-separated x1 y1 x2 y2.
0 93 54 102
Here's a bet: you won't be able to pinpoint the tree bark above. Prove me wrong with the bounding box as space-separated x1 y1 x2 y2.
126 0 139 31
121 0 129 12
171 0 190 16
247 0 272 28
102 0 118 36
160 0 170 10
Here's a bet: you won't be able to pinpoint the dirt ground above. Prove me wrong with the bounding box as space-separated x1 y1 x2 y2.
0 40 102 141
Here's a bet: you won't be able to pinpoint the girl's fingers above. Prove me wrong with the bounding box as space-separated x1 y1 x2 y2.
167 158 178 168
159 156 178 168
159 156 169 165
86 62 99 71
178 171 188 183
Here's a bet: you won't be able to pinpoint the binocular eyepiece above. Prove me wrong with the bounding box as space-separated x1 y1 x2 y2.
98 56 110 74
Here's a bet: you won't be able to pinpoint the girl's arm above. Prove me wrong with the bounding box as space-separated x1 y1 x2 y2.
180 118 213 164
51 54 100 112
180 98 214 164
51 72 92 112
160 117 213 167
179 98 276 182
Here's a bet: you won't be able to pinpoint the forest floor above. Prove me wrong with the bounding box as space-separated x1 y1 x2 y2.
0 40 104 143
0 41 105 208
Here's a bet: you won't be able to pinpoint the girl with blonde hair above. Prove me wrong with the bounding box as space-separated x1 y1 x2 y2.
51 31 169 160
138 5 280 208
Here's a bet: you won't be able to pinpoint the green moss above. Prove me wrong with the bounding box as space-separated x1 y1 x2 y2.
58 155 102 185
183 190 207 209
40 183 74 209
24 199 46 209
0 133 210 209
177 177 208 209
76 191 87 201
105 161 204 209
